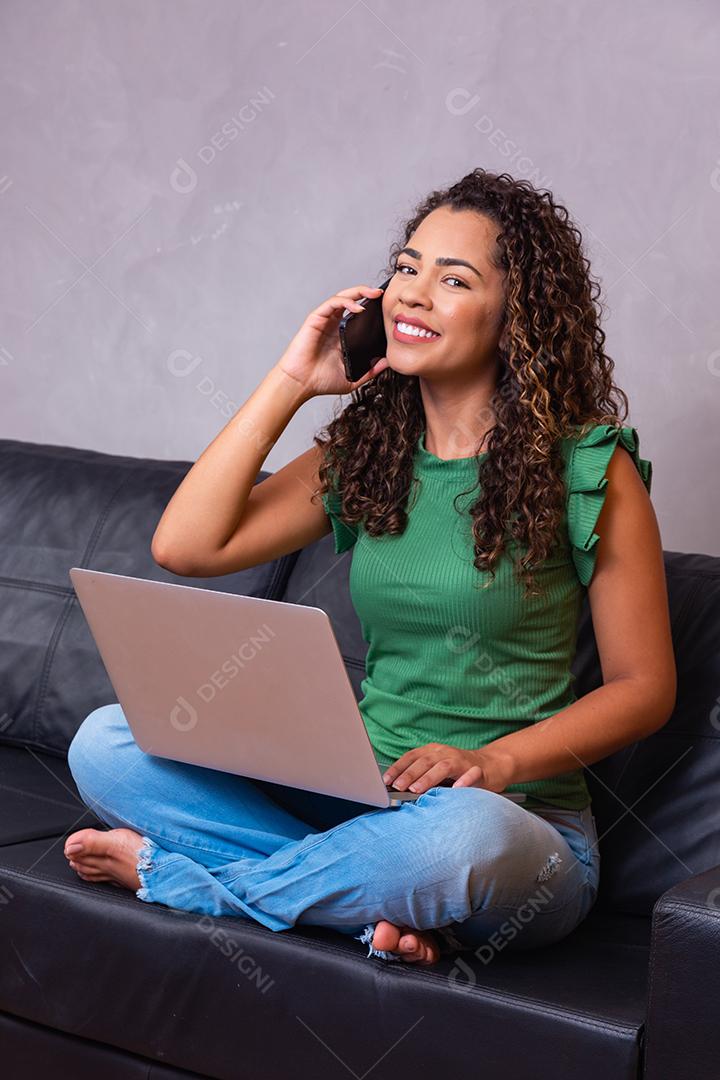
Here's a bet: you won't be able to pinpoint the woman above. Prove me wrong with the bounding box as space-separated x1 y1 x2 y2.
64 168 676 966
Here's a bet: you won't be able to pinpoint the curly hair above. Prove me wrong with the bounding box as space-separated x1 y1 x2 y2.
312 167 630 599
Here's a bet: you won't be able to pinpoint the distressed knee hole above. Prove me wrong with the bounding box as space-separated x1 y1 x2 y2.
536 851 562 882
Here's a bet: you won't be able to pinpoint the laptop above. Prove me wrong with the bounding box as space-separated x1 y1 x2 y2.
69 568 526 810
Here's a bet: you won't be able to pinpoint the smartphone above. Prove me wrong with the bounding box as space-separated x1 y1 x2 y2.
338 276 393 383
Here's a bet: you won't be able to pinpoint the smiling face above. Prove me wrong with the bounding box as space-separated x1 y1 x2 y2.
382 205 507 381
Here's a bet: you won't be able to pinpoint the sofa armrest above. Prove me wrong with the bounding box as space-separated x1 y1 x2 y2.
643 862 720 1079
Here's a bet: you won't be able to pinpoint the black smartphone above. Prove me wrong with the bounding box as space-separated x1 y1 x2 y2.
338 276 393 382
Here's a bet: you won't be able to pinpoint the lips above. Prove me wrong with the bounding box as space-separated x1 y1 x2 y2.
392 320 441 344
394 314 439 334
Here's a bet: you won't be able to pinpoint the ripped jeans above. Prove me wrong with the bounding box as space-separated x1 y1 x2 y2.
67 704 600 961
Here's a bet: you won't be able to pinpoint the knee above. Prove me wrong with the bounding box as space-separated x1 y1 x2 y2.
67 703 130 792
428 787 527 866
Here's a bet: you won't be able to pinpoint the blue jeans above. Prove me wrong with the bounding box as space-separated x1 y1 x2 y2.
67 704 600 961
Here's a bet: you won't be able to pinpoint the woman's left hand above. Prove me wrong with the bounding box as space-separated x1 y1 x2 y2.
381 742 514 795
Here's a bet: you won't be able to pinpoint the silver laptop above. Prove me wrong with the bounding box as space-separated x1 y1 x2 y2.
69 568 526 810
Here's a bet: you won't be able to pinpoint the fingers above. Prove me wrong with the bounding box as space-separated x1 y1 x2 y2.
312 294 366 321
390 755 456 793
452 765 484 788
405 766 449 793
336 285 384 300
381 749 420 784
350 356 389 387
313 285 384 321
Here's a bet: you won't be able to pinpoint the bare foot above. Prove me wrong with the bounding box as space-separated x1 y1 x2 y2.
63 827 147 891
371 918 441 965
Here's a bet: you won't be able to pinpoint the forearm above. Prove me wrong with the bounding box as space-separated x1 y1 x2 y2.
479 676 673 789
152 364 310 564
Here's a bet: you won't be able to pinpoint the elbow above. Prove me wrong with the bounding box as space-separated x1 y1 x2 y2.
657 688 678 733
609 668 677 736
644 668 678 734
647 701 674 735
150 539 196 577
659 659 679 728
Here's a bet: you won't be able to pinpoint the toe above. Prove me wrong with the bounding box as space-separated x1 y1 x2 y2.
71 857 109 873
398 936 422 961
64 827 105 856
372 921 440 964
69 861 105 880
398 930 439 964
371 920 402 953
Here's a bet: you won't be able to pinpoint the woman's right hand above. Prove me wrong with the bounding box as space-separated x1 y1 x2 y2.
276 284 390 399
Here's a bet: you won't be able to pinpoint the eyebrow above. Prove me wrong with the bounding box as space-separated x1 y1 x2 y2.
398 246 484 281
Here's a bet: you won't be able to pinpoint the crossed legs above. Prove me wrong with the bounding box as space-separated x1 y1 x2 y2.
66 704 588 961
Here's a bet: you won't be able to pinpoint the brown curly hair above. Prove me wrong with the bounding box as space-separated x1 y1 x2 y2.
313 167 630 598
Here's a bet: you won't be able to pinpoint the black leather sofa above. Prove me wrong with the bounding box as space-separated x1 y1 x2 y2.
0 436 718 1080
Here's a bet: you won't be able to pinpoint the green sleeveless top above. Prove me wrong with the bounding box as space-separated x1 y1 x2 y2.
321 423 653 811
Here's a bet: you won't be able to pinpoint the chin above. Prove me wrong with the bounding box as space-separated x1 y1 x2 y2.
385 346 430 374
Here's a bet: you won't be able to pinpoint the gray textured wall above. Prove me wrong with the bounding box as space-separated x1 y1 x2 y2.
1 0 718 554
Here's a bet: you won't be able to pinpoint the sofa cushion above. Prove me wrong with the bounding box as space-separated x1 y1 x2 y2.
0 744 104 846
0 826 650 1080
574 550 720 916
0 439 300 755
280 534 367 703
0 1008 208 1079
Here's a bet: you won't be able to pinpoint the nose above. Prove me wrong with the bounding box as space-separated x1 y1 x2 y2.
397 279 432 309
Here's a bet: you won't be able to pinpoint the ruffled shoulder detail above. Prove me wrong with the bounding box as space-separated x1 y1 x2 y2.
321 471 359 554
564 423 653 588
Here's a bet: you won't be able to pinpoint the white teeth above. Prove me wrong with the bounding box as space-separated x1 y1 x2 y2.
396 321 439 339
